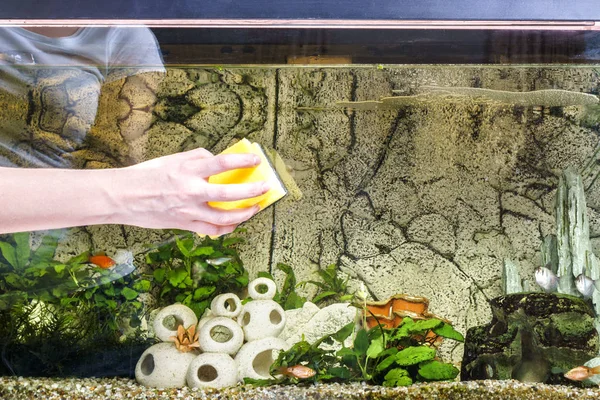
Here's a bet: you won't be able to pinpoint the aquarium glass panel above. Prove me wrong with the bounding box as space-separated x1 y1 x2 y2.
1 24 600 397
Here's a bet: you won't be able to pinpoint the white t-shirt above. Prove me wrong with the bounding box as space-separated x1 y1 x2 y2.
0 27 165 167
0 27 164 83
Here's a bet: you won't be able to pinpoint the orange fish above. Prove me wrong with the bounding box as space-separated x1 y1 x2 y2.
89 254 116 269
277 365 316 379
564 365 600 381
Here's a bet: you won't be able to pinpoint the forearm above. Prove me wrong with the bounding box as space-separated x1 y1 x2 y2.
0 166 133 233
0 149 269 236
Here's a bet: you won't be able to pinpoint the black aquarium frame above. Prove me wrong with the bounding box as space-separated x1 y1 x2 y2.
153 28 600 65
2 0 600 65
1 0 600 26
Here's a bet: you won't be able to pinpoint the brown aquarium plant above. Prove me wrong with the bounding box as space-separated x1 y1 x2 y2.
145 230 249 318
246 317 464 387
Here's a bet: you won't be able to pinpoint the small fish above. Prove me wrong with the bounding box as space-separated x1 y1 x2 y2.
206 257 232 266
89 254 116 269
535 265 558 293
575 274 600 298
564 365 600 381
277 365 316 379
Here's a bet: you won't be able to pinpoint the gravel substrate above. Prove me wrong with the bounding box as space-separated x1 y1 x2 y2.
1 377 600 400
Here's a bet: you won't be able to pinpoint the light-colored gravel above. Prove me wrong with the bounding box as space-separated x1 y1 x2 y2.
1 377 600 400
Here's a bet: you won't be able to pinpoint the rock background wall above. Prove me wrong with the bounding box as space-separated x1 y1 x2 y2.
64 66 600 362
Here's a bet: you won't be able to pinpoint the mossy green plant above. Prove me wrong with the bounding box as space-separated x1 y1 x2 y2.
0 231 144 330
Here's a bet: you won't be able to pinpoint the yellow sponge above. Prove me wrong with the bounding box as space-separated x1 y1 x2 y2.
208 138 287 210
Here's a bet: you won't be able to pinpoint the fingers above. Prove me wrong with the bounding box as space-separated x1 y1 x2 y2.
198 153 261 177
192 222 238 237
203 181 270 202
199 204 260 226
171 205 258 236
184 147 214 159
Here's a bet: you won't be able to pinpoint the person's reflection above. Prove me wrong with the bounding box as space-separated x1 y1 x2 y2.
0 26 165 169
0 26 269 236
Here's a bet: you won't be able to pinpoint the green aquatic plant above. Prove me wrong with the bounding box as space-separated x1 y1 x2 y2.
258 263 353 310
146 230 248 318
299 263 354 305
258 263 307 310
247 317 463 387
0 231 148 377
0 231 77 309
0 232 144 329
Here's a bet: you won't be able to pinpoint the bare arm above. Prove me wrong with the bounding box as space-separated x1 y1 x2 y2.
0 148 268 236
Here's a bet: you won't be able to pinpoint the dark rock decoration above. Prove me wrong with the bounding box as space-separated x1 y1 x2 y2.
461 292 599 384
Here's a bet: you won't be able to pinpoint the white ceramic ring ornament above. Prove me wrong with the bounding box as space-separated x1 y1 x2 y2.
238 300 286 341
198 316 244 355
153 304 198 342
186 353 239 389
135 342 197 388
198 316 213 330
235 337 291 380
248 277 277 300
210 293 242 318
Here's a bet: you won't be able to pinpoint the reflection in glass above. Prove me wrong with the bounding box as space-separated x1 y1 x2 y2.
0 26 166 378
0 26 164 168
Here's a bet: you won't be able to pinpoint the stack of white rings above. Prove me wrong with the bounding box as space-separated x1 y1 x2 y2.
135 277 290 389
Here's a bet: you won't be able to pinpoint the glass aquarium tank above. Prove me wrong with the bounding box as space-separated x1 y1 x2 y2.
2 1 600 398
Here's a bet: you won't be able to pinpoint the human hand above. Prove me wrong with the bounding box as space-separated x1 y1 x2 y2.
114 148 269 236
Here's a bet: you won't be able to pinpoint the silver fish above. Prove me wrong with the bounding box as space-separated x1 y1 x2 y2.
206 257 232 266
576 274 600 298
535 266 558 293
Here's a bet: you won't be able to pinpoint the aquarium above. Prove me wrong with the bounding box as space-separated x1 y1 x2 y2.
2 3 600 399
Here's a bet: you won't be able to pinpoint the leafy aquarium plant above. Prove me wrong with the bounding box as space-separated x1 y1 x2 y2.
299 263 354 305
258 263 307 310
259 262 353 311
145 230 249 318
0 231 150 377
247 317 464 387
